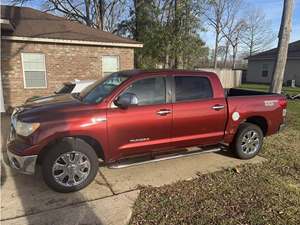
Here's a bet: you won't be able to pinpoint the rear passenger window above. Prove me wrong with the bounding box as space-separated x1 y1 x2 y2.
175 76 213 102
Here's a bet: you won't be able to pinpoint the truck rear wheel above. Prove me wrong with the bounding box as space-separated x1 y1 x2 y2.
232 122 264 159
42 138 99 193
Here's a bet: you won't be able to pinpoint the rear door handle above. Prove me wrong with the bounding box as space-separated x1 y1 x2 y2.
157 109 172 116
212 104 225 111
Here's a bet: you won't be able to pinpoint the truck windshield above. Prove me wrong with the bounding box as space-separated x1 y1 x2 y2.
79 73 129 103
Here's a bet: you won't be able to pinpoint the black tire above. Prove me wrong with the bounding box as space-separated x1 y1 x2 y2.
42 138 99 193
232 122 264 159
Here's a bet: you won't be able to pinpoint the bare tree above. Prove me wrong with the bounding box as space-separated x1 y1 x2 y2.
241 7 275 56
219 0 243 68
200 0 241 68
103 0 127 32
230 21 246 69
203 0 226 68
94 0 105 30
222 39 230 67
270 0 294 93
222 18 246 69
10 0 126 32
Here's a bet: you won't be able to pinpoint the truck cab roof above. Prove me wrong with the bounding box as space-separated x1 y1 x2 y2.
117 69 217 77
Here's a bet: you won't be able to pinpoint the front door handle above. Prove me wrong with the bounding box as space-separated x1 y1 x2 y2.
157 109 172 116
212 104 225 111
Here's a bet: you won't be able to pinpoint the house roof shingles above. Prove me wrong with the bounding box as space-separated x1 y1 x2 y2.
248 40 300 60
1 5 142 47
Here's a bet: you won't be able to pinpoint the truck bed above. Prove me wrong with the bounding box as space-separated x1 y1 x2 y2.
223 88 286 142
225 88 278 97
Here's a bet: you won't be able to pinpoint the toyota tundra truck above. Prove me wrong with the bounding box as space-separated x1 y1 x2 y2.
6 70 287 192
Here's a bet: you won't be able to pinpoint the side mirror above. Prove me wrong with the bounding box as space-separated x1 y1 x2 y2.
114 93 138 109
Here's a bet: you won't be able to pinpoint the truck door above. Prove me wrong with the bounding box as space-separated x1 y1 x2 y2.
107 76 172 157
171 75 227 148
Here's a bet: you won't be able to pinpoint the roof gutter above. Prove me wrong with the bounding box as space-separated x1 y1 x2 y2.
1 36 143 48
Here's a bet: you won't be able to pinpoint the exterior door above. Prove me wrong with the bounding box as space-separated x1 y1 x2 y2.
171 75 227 148
107 76 172 157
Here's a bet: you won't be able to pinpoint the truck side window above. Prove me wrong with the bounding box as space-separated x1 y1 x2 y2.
123 77 166 106
175 76 212 102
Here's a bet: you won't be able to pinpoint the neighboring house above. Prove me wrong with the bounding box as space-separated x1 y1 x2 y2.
0 5 142 110
246 40 300 86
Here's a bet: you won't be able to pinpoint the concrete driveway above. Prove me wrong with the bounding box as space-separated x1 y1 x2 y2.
0 115 266 225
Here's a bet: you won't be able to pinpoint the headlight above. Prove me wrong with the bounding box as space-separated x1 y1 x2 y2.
15 121 40 136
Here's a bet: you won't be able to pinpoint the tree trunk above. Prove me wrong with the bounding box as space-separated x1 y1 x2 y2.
213 31 219 68
223 41 229 68
94 0 104 30
165 42 170 69
232 45 237 69
269 0 294 93
249 39 253 56
165 54 169 69
134 0 143 68
85 0 91 26
99 0 104 30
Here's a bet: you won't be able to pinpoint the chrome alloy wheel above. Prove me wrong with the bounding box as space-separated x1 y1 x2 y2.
241 130 260 154
52 151 91 187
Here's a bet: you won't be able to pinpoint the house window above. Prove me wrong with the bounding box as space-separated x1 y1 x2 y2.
262 64 269 77
21 53 47 88
102 56 119 77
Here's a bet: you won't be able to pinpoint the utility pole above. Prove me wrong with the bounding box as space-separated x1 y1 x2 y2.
269 0 294 93
173 0 179 69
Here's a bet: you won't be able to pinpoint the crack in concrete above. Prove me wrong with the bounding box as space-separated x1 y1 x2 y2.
97 169 116 195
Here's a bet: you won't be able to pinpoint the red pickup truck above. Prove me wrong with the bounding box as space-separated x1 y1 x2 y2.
6 70 287 192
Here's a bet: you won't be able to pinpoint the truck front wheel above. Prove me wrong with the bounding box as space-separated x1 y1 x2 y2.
42 138 99 192
232 122 264 159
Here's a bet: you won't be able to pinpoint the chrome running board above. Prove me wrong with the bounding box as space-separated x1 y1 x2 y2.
108 147 222 169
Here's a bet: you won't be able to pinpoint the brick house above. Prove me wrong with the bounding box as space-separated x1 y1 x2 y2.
0 5 142 111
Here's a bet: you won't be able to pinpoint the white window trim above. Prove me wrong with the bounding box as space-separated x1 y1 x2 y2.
21 53 48 89
102 55 120 77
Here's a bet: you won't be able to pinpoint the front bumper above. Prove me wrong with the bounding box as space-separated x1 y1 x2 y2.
6 108 39 174
6 149 38 175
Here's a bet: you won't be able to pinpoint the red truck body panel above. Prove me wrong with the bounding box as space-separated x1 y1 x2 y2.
170 73 227 148
107 102 173 159
224 94 286 143
7 70 287 164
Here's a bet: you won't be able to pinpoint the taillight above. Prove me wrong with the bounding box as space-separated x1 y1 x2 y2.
279 99 287 108
279 98 287 117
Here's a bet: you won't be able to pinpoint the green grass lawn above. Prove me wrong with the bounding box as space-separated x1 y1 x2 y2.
239 83 300 96
130 100 300 224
